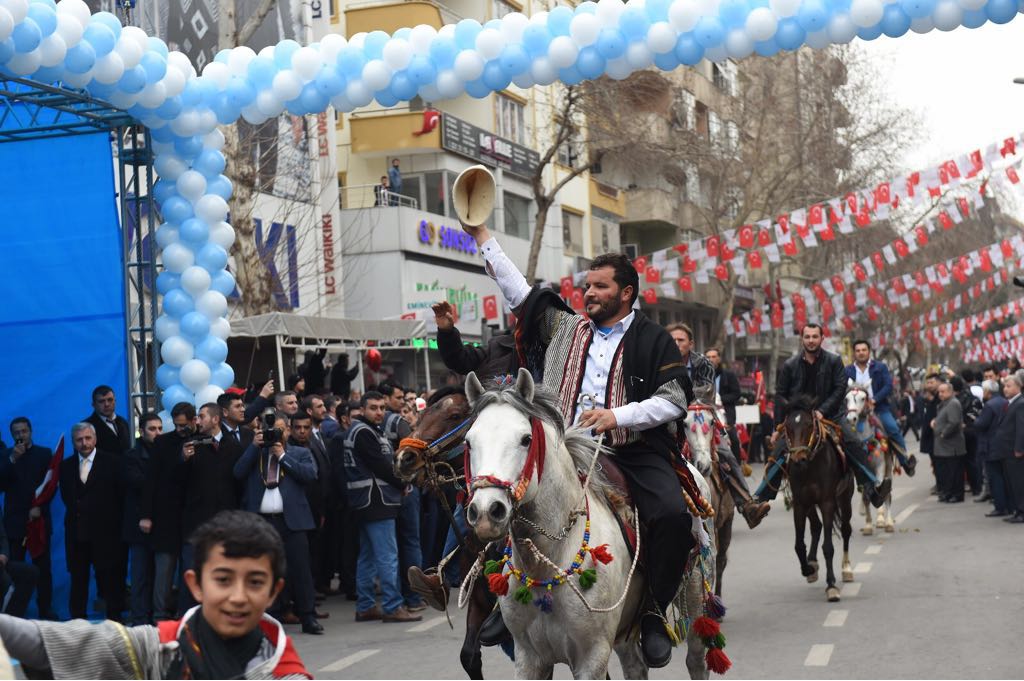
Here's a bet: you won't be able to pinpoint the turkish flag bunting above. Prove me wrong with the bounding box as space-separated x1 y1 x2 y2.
678 276 692 292
915 226 928 247
560 277 573 299
895 239 909 258
1002 239 1014 259
682 256 697 274
738 225 755 248
483 295 499 320
758 228 772 247
820 224 836 241
855 208 871 227
1001 136 1017 157
720 243 736 262
706 236 720 258
672 243 688 255
808 205 823 224
642 288 657 304
867 308 878 322
645 266 661 283
783 240 798 257
777 214 790 233
1007 167 1020 184
748 251 763 268
854 264 867 282
714 263 730 281
871 252 885 270
938 211 953 230
980 250 993 272
570 288 585 311
875 182 891 205
957 197 970 218
845 193 858 213
813 284 827 302
831 275 845 293
633 256 647 273
770 305 783 329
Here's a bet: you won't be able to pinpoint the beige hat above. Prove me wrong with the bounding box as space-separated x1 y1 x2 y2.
451 165 496 227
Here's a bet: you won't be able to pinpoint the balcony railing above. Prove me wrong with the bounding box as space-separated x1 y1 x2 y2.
341 184 420 210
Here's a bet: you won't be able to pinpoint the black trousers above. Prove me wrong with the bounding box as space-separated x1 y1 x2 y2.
10 541 51 615
935 456 966 500
613 446 694 611
0 561 38 617
262 514 315 619
1004 456 1024 514
69 541 124 621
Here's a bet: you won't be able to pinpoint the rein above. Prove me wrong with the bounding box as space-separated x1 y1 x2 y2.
398 416 473 463
465 417 547 503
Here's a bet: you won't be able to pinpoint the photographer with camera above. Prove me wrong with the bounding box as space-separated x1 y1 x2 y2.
234 411 323 635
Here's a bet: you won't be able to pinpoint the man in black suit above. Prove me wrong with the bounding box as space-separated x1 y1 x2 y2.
59 422 125 620
218 391 254 449
123 412 162 625
234 412 323 634
294 403 332 599
178 402 244 613
706 348 742 459
0 417 57 619
84 385 130 456
992 374 1024 523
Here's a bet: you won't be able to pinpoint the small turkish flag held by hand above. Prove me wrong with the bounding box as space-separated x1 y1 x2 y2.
642 288 657 304
483 295 499 320
645 266 661 283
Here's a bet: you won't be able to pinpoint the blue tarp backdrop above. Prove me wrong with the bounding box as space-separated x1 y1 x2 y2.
0 130 129 618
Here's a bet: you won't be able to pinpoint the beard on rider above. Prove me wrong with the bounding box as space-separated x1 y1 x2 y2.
583 268 633 325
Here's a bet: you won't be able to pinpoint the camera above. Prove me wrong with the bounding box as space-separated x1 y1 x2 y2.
185 434 216 446
261 411 283 446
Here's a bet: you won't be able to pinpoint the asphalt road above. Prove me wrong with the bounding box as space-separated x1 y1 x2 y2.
294 443 1024 679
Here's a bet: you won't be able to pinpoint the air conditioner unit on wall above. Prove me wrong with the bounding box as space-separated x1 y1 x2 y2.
622 243 639 259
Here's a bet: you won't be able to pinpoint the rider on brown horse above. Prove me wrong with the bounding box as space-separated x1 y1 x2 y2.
754 323 892 507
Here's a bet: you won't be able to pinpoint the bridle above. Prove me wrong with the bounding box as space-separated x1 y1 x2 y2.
783 411 826 462
683 402 726 462
846 386 869 420
464 416 547 505
398 416 474 469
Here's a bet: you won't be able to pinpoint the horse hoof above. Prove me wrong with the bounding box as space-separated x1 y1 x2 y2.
826 587 841 602
885 523 895 533
842 569 854 583
875 518 886 528
805 564 819 583
861 525 874 536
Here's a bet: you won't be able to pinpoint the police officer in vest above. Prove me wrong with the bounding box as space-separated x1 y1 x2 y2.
339 391 422 623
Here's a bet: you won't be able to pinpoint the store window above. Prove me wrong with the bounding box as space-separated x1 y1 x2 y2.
503 192 531 239
496 94 525 145
562 209 584 255
397 175 423 210
423 171 447 216
493 0 516 18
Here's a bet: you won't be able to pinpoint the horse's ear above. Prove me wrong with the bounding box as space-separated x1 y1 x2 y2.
465 372 486 406
514 367 535 403
847 378 854 388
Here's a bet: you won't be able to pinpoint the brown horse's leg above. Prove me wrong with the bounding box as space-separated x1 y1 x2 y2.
807 507 822 570
793 504 813 579
820 501 838 592
461 576 490 680
715 494 734 600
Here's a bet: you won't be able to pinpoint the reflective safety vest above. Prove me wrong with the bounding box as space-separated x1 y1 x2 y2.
383 411 405 450
342 420 402 511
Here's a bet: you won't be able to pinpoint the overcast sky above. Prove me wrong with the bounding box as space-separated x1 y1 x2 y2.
856 21 1024 172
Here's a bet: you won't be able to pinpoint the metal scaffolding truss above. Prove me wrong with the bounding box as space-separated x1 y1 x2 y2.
0 75 133 143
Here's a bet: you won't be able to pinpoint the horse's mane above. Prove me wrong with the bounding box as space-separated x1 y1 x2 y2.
471 382 619 504
426 385 465 407
787 394 819 414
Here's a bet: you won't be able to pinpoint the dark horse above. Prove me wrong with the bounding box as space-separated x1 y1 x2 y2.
393 386 497 679
781 396 855 602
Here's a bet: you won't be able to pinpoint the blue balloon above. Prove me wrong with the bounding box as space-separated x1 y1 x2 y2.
522 25 551 57
82 22 116 57
753 38 780 56
161 196 193 224
548 6 574 36
33 65 64 83
87 80 115 99
156 364 181 390
558 65 583 86
118 66 147 93
12 19 41 53
775 18 806 49
180 311 211 342
500 44 530 76
300 83 329 112
365 31 389 60
899 0 935 18
719 0 749 28
247 56 277 88
595 29 627 59
196 336 229 365
197 244 228 272
174 135 204 159
65 42 96 73
226 77 256 108
274 39 300 69
155 270 181 295
880 4 911 36
209 362 235 389
27 5 57 37
645 0 671 22
150 125 176 143
162 384 192 410
213 96 238 125
192 78 217 106
796 0 829 31
375 88 400 107
675 34 705 64
856 23 884 40
91 12 123 40
180 218 210 245
207 175 233 200
575 1 598 15
482 60 511 91
653 50 681 72
390 71 418 100
620 7 651 39
484 19 503 32
0 39 14 65
986 0 1017 22
693 17 726 48
315 65 345 97
194 149 226 178
576 46 606 79
147 37 169 58
454 19 483 49
180 80 203 107
163 288 195 318
155 96 183 120
337 46 366 77
213 48 231 64
408 55 437 86
430 37 458 69
961 8 988 27
210 270 236 296
464 78 490 98
140 52 167 83
393 27 412 41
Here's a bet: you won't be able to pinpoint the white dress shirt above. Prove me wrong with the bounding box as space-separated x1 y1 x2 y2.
854 363 873 399
259 448 286 514
480 237 683 430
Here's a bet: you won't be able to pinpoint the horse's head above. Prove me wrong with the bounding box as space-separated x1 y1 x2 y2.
394 387 471 484
845 380 870 426
463 368 562 543
684 403 720 476
784 396 822 465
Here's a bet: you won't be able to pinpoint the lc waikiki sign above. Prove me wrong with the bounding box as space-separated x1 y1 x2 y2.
417 219 478 256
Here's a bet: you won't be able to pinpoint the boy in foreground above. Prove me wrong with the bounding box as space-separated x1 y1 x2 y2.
0 510 311 679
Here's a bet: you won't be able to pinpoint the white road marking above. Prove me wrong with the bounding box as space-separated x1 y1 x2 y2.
843 582 862 597
320 649 380 673
854 561 873 574
804 644 835 667
407 616 447 633
893 486 913 500
823 609 849 627
895 503 920 525
865 544 882 555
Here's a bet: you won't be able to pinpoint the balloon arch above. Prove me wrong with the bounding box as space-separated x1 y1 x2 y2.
0 0 1018 414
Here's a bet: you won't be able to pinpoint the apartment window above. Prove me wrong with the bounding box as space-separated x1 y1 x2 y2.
726 121 740 155
503 192 531 239
562 209 584 255
493 0 516 18
496 94 525 145
725 186 742 221
556 121 581 168
712 61 738 97
695 101 709 141
708 111 721 149
684 163 699 205
674 89 695 130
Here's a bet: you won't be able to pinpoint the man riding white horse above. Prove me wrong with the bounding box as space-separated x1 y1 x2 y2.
844 339 917 477
754 324 892 507
667 323 770 529
459 217 696 668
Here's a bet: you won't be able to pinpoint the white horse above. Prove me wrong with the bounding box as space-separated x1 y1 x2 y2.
463 369 719 680
845 382 895 535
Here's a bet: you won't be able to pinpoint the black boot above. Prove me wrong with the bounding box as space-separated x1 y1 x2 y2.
640 614 672 668
479 606 512 647
869 478 892 508
903 454 917 477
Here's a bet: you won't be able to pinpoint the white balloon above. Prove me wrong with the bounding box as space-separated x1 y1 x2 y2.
56 0 89 26
180 359 212 391
154 315 180 342
475 28 505 60
209 221 236 249
194 384 224 406
115 35 143 69
570 13 601 46
0 7 13 42
530 57 557 85
5 50 41 76
163 68 185 97
409 24 437 53
436 69 463 98
345 80 373 107
500 12 530 43
155 223 180 249
348 33 366 50
137 81 166 108
646 22 677 53
176 170 208 202
154 153 188 181
160 336 193 366
195 194 229 224
107 91 138 110
439 24 457 40
453 50 484 81
596 0 626 26
202 61 230 88
258 45 275 60
910 15 934 32
606 57 632 80
93 52 126 85
625 42 653 69
804 29 830 48
826 14 858 43
695 0 722 15
196 290 228 319
1 0 27 24
167 51 196 79
271 70 302 101
704 45 729 62
724 29 754 57
197 109 218 135
203 129 225 151
362 59 391 90
256 90 284 116
291 46 321 80
62 69 92 88
530 10 549 26
669 0 701 31
181 266 212 296
240 105 268 124
170 109 201 136
768 0 801 17
209 316 231 340
122 26 150 55
382 38 412 71
933 0 962 29
54 13 82 46
547 35 578 68
38 34 67 67
320 33 346 62
745 6 778 40
849 0 883 27
162 243 195 273
227 45 256 75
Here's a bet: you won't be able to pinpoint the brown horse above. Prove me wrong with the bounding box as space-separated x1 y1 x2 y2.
781 397 855 602
394 387 497 680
